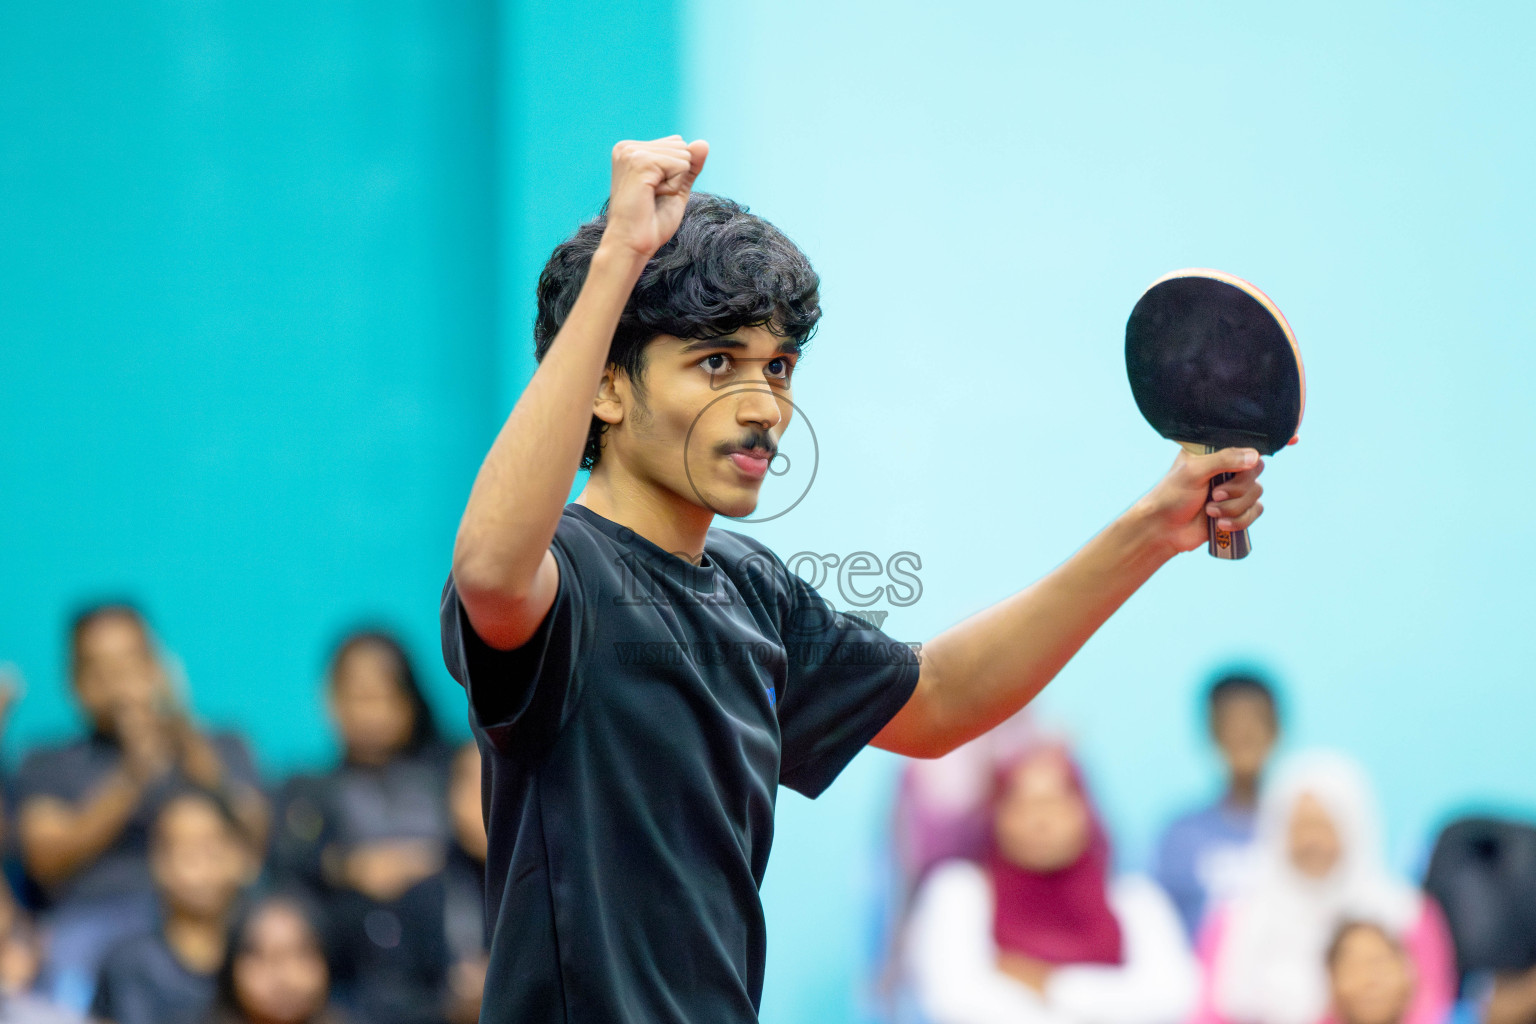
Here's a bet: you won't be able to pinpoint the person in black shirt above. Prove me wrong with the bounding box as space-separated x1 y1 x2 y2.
443 137 1269 1023
91 788 256 1024
269 631 451 1024
15 603 268 1013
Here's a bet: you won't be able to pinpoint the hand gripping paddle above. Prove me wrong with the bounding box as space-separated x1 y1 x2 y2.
1125 269 1304 560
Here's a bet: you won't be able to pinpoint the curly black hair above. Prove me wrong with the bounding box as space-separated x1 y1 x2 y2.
534 192 821 470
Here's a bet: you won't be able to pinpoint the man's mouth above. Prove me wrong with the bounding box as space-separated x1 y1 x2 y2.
726 448 771 480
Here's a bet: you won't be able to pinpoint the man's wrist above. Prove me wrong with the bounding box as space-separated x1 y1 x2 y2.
591 239 651 283
1117 498 1180 574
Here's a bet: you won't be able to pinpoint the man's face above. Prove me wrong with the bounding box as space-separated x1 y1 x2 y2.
596 325 797 520
1211 692 1277 784
73 614 166 731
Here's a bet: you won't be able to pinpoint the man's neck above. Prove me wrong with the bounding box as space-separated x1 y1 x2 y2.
576 471 713 565
1225 774 1261 811
164 911 227 976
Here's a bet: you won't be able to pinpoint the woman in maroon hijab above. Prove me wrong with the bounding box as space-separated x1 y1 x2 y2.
904 743 1197 1024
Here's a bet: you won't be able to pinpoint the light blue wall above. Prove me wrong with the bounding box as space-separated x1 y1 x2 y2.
685 2 1536 1021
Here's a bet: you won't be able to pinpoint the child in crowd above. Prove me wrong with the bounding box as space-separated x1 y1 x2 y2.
904 743 1197 1024
90 789 256 1024
1326 921 1417 1024
443 742 488 1024
204 894 347 1024
1154 672 1281 939
270 631 452 1024
1191 750 1455 1024
15 603 268 1012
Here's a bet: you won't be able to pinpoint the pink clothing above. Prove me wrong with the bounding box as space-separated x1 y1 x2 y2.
1189 895 1457 1024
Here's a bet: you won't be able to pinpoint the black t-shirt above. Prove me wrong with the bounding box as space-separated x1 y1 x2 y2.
89 929 214 1024
439 502 920 1024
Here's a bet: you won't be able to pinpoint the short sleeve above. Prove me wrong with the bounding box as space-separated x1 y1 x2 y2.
13 747 74 806
439 536 587 761
775 570 920 798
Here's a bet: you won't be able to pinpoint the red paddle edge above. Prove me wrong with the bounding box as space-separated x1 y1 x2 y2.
1144 267 1306 446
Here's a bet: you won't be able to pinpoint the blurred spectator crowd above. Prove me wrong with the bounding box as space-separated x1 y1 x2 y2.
0 603 488 1024
877 675 1536 1024
2 602 1533 1024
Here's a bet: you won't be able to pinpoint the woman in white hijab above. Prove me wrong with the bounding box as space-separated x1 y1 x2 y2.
1189 750 1455 1024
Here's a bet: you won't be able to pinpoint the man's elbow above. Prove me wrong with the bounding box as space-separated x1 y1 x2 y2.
452 556 549 653
872 678 967 760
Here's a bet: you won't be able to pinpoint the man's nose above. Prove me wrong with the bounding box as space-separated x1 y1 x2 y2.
735 383 783 428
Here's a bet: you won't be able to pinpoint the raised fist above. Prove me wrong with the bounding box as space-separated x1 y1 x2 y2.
601 135 709 259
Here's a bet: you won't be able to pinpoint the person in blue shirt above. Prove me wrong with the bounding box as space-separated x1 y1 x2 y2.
1153 672 1281 940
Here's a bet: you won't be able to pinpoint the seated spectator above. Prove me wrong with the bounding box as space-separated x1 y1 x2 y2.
442 741 487 1024
875 709 1037 1023
270 631 452 1024
90 789 256 1024
1326 921 1417 1024
0 899 83 1023
1192 750 1455 1024
15 603 268 1012
1423 816 1536 1024
205 894 348 1024
904 743 1198 1024
1154 671 1281 939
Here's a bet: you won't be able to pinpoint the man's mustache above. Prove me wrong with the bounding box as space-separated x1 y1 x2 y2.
717 428 777 458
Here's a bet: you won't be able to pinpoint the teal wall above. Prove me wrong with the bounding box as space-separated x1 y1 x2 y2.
496 2 681 410
686 2 1536 1021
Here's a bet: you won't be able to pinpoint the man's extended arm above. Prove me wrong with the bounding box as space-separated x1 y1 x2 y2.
872 447 1265 758
451 137 708 651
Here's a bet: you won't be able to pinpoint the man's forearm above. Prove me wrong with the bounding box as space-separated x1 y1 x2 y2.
880 503 1174 757
19 770 144 886
452 245 646 596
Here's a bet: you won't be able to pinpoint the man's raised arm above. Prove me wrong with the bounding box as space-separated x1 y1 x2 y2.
450 136 708 651
872 446 1265 758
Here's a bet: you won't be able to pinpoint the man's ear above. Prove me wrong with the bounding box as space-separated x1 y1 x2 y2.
593 366 625 426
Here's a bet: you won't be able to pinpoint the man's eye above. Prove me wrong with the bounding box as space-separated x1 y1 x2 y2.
767 358 791 380
702 354 731 374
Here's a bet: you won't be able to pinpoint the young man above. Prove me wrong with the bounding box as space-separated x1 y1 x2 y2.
440 136 1267 1023
1153 672 1281 938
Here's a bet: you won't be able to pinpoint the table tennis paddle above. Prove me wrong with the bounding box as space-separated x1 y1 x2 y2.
1125 269 1304 560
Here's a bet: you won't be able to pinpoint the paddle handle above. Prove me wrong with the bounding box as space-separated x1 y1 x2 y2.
1181 442 1251 560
